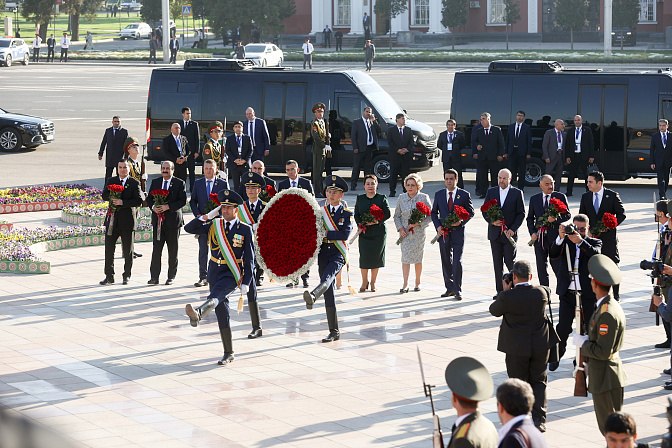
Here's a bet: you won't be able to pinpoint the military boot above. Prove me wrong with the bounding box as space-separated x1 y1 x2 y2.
248 301 263 339
185 298 216 327
322 306 340 343
303 281 329 310
218 327 235 365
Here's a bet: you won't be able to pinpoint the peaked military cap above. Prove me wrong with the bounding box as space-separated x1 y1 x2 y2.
217 189 243 206
324 175 348 193
208 121 223 133
123 136 139 154
312 103 326 113
243 171 265 188
588 254 622 286
445 357 493 402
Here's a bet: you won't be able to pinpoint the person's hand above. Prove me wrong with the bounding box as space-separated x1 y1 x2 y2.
235 159 245 165
437 227 445 237
264 150 269 156
142 173 148 180
573 334 588 346
399 228 407 238
366 219 379 226
408 223 419 228
492 220 502 227
497 156 503 162
530 233 538 242
451 220 462 227
354 148 359 154
567 233 582 245
526 154 531 159
505 229 514 238
547 216 556 223
502 278 512 291
206 206 221 220
662 264 672 276
112 198 123 206
98 155 102 161
218 170 226 179
652 164 656 171
325 145 332 152
473 154 478 160
653 293 664 307
477 145 482 151
545 158 551 163
194 152 199 159
558 225 566 239
566 158 571 165
240 284 249 295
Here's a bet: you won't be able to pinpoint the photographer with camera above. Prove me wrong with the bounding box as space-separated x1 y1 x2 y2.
489 260 553 433
547 214 602 371
652 199 672 349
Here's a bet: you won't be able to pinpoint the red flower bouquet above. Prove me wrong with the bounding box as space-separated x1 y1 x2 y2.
259 185 277 203
150 189 170 240
590 213 618 238
105 184 125 235
481 199 515 247
430 205 470 244
349 204 385 244
204 192 221 214
528 197 569 246
396 202 431 245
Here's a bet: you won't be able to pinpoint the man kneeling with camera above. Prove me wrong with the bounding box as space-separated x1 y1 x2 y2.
548 214 602 371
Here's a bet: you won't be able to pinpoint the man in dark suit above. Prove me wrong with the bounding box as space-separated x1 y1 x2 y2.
350 106 379 190
484 169 526 297
387 113 413 197
162 123 191 184
526 174 571 287
564 114 595 197
650 118 672 199
180 107 200 192
169 35 179 63
579 171 626 300
190 159 229 288
225 121 253 191
470 121 484 197
244 107 271 163
277 160 314 287
496 379 549 442
147 161 187 285
100 159 143 286
490 260 552 432
542 119 566 190
432 169 474 301
474 112 505 197
238 160 276 201
506 111 533 191
437 119 466 189
98 116 128 180
548 214 601 371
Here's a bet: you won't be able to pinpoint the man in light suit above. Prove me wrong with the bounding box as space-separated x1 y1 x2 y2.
437 119 466 189
225 121 253 191
484 169 526 298
432 169 474 301
650 118 672 199
190 159 229 288
388 113 413 197
162 123 191 184
542 119 566 190
506 111 533 191
474 112 506 197
350 106 379 190
564 114 595 197
244 107 271 163
98 116 128 180
180 107 200 192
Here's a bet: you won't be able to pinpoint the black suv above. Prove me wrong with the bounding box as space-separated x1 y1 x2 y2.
0 107 55 151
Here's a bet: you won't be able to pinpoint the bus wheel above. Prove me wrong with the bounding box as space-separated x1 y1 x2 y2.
525 157 545 187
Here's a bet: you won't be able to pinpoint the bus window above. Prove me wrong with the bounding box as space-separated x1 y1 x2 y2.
453 75 512 127
663 99 672 121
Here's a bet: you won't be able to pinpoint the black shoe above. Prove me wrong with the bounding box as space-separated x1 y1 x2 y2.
441 291 454 298
322 330 340 343
165 278 174 285
656 340 671 349
664 368 671 375
548 361 560 372
534 421 547 433
303 278 309 288
133 252 142 258
122 276 129 285
147 278 159 285
665 380 672 385
454 293 463 301
256 278 263 287
194 278 208 287
664 383 672 391
390 192 396 197
286 281 298 288
303 290 316 310
351 185 356 191
248 328 263 339
99 277 114 285
479 194 486 199
218 353 235 365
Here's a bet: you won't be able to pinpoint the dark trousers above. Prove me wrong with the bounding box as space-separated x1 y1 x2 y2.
443 154 463 189
32 48 40 62
566 154 590 195
556 291 596 359
508 151 527 190
324 36 331 48
491 233 516 293
174 162 188 185
318 251 345 308
208 272 238 330
247 268 259 303
229 164 247 192
187 157 196 192
197 233 209 280
312 150 325 195
365 57 372 71
477 158 499 194
104 226 134 278
439 232 465 294
533 242 553 287
351 147 374 188
251 150 265 164
303 53 312 69
148 49 156 64
47 47 54 62
105 166 117 180
150 226 180 280
657 161 672 199
389 154 410 195
505 349 549 424
335 39 342 51
170 49 177 63
60 48 68 62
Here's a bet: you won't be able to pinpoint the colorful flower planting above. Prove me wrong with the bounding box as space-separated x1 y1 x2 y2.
0 184 102 214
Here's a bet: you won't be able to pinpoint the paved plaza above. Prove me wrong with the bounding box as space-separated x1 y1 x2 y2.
0 172 670 447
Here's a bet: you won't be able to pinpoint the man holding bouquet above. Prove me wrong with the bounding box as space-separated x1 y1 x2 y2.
431 169 474 300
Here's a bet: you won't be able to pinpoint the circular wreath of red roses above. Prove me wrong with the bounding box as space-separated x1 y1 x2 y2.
255 188 325 283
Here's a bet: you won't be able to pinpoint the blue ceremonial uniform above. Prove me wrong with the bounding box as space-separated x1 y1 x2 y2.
319 205 354 308
190 176 229 281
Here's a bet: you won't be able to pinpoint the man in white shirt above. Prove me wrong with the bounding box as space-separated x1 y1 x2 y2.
302 37 314 69
496 379 547 445
31 34 41 63
59 32 70 62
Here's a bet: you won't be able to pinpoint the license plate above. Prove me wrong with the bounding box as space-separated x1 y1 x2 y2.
46 134 54 141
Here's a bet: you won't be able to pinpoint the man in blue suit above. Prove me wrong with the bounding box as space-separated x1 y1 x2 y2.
350 106 379 190
303 175 353 343
505 111 532 191
526 174 570 287
431 168 474 300
650 118 672 199
244 107 271 163
474 112 506 198
437 119 466 189
190 159 229 287
483 168 526 298
183 189 255 365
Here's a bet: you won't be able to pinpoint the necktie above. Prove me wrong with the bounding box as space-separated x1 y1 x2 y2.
448 191 453 212
557 131 562 152
249 121 256 146
594 193 600 214
485 128 489 137
514 125 520 146
121 179 125 188
225 221 231 234
576 128 580 139
331 206 335 214
664 133 668 147
113 128 116 137
544 195 549 209
250 203 255 214
206 180 212 195
292 180 296 188
163 180 168 190
237 136 241 148
176 136 182 156
448 133 453 144
366 120 372 144
516 125 520 139
399 127 403 138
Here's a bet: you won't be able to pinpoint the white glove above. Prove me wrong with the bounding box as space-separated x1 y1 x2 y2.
325 145 332 152
218 170 227 179
253 223 259 232
240 284 249 295
141 173 148 180
573 334 589 347
206 206 221 220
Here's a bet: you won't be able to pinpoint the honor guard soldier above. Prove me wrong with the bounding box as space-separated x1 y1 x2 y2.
183 189 255 365
310 103 331 198
202 121 226 179
303 175 353 343
444 357 498 448
237 171 266 338
574 254 627 435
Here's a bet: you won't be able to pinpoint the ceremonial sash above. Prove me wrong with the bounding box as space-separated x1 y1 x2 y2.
238 203 255 226
321 206 348 260
212 219 242 285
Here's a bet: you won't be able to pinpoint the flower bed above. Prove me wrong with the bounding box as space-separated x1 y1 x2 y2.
61 202 191 226
0 220 11 232
0 184 102 214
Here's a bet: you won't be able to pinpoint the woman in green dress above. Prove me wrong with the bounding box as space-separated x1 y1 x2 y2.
354 174 391 292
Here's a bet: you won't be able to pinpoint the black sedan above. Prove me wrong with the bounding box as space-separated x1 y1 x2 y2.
0 108 55 151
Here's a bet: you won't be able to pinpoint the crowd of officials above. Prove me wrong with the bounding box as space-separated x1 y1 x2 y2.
96 103 671 445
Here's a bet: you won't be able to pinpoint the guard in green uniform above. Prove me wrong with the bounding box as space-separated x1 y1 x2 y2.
202 121 225 178
574 254 627 435
310 103 330 198
444 357 498 448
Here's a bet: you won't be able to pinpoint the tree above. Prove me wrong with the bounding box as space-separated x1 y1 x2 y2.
61 0 99 40
503 0 520 50
170 0 181 22
613 0 639 50
205 0 295 44
21 0 57 40
441 0 468 50
373 0 408 49
141 0 162 26
554 0 588 50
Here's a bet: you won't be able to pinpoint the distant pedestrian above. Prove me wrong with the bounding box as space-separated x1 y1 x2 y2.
169 34 179 63
334 29 343 51
46 34 55 62
15 28 20 38
156 27 163 48
364 39 375 72
59 32 70 62
83 31 93 50
31 34 41 62
323 25 332 48
234 41 245 59
302 37 313 69
148 35 158 64
113 4 118 17
192 29 204 48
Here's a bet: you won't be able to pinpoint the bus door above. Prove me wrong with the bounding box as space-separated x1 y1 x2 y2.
579 85 628 179
262 83 307 168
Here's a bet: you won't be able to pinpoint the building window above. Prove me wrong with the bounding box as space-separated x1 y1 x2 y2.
413 0 430 26
488 0 505 24
337 0 351 26
639 0 655 22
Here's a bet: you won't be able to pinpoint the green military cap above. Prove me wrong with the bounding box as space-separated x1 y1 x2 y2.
217 189 243 207
123 136 139 154
312 103 326 113
208 121 223 133
324 175 348 193
445 357 493 402
588 254 622 286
